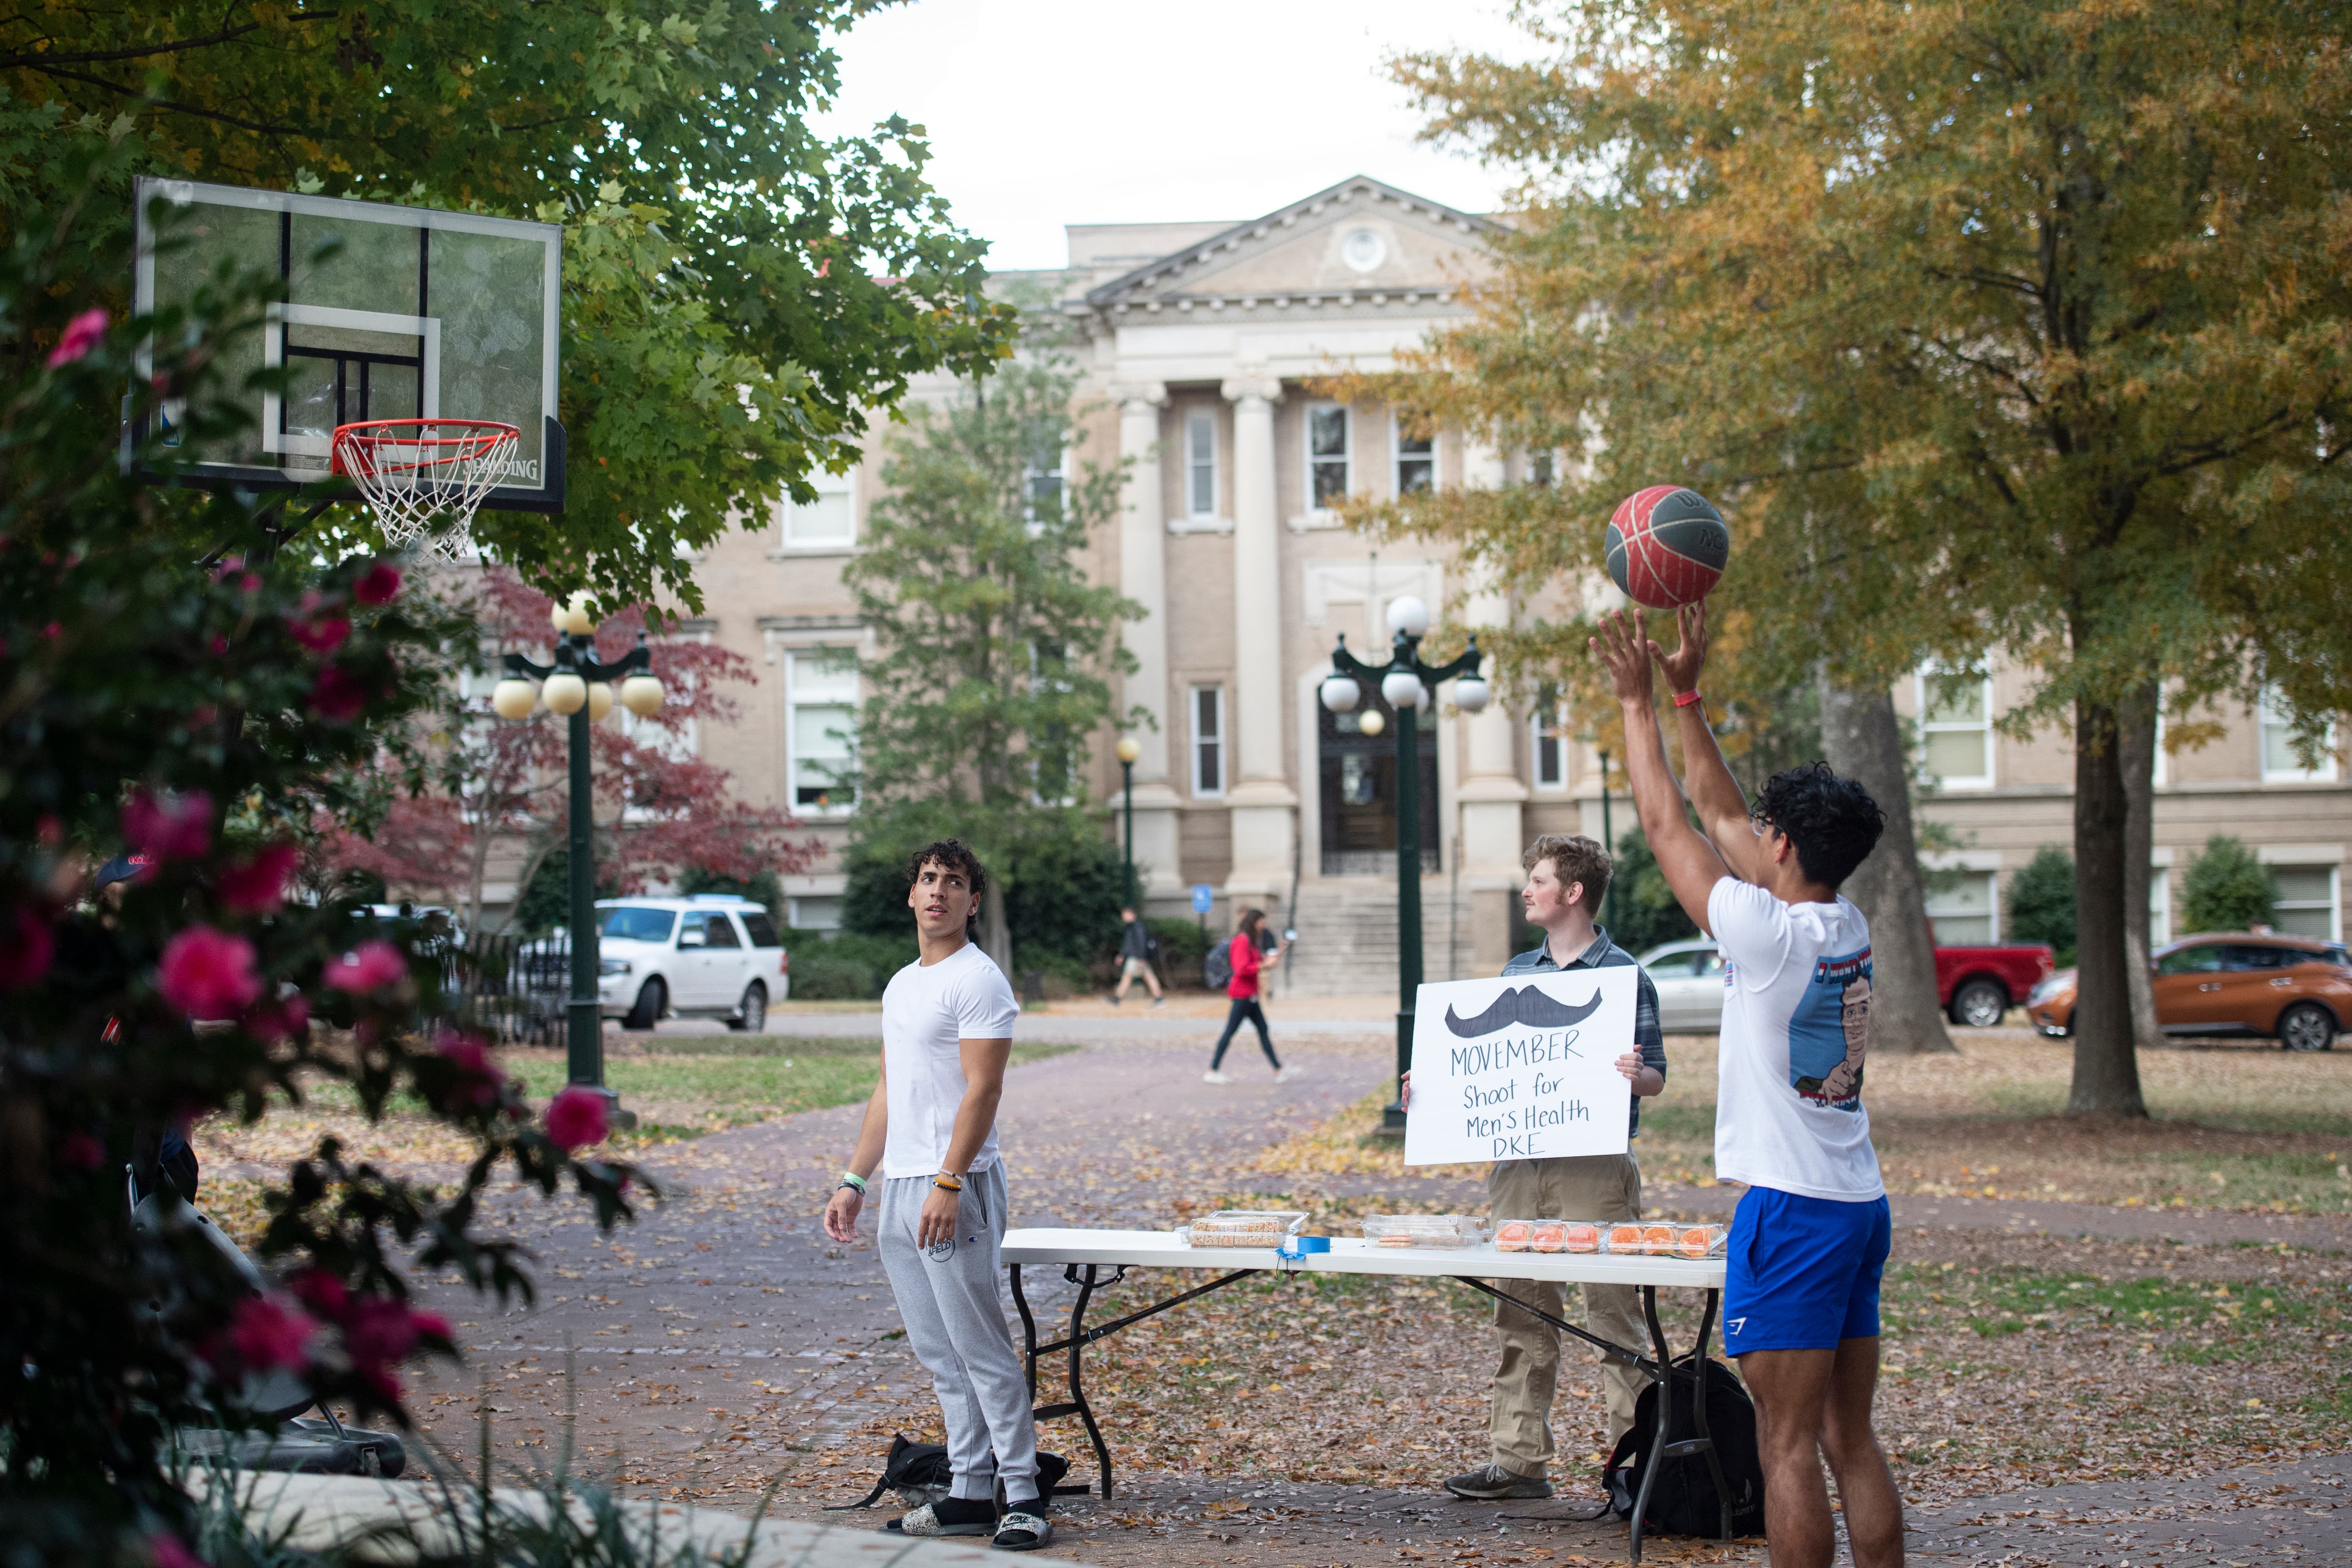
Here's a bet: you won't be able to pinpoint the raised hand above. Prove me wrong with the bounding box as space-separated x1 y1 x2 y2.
1591 609 1656 706
1651 602 1710 697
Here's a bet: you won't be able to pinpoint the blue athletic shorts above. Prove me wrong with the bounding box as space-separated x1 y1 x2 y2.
1720 1184 1891 1355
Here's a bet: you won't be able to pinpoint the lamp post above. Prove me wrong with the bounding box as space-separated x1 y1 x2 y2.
490 594 665 1124
1597 747 1619 934
1114 735 1142 907
1321 594 1490 1130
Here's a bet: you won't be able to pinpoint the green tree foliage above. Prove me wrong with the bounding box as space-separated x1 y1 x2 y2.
1370 0 2352 1114
841 347 1141 964
0 1 1016 610
0 169 639 1556
2007 847 2079 963
2182 834 2278 936
840 803 1127 964
1609 830 1701 956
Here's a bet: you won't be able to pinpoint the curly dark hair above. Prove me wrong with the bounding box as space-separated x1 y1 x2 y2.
1751 762 1886 891
905 838 988 926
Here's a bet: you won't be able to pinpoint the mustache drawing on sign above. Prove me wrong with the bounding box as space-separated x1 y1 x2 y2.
1443 984 1605 1038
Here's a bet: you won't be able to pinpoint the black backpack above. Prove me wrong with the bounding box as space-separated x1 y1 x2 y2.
1203 937 1234 991
828 1433 1081 1512
1604 1354 1766 1538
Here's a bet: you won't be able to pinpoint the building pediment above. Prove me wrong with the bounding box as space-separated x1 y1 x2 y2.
1077 176 1494 316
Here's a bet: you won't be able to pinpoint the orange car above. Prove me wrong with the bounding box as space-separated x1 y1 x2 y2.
2023 932 2352 1052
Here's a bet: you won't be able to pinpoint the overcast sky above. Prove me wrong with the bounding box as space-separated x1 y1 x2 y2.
814 0 1544 272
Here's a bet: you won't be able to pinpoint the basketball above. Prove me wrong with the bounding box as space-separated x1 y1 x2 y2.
1604 485 1729 609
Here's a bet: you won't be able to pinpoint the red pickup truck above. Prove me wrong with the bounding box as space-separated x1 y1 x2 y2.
1936 944 2056 1027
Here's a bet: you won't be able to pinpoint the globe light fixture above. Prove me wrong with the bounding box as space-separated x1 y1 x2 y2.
1454 675 1492 714
587 681 615 722
1386 594 1431 639
552 592 596 636
619 673 666 717
1357 707 1386 738
490 678 539 720
542 671 589 716
1381 670 1427 711
1115 735 1142 765
1319 674 1363 713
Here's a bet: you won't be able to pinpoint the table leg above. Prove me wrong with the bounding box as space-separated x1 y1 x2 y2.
1692 1289 1731 1539
1010 1263 1039 1402
1626 1285 1674 1566
1062 1264 1115 1500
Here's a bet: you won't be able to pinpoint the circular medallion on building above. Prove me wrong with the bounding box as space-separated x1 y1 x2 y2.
1340 227 1387 273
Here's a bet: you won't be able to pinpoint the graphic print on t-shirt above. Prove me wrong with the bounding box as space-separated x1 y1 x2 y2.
1788 948 1871 1111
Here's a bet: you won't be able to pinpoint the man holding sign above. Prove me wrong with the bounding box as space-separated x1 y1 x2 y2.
1405 834 1667 1501
1594 604 1901 1568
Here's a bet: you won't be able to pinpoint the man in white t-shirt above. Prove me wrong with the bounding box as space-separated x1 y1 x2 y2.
822 840 1051 1552
1593 605 1902 1568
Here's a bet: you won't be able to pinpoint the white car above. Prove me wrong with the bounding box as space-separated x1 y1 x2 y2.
593 895 788 1032
1637 939 1729 1033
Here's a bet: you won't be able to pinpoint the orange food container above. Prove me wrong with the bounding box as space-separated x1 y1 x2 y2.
1529 1221 1567 1254
1494 1220 1534 1254
1562 1222 1600 1254
1603 1223 1646 1254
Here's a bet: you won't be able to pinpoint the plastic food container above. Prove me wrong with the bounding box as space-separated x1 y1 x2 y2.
1601 1222 1648 1255
1361 1213 1486 1250
1176 1210 1307 1248
1670 1223 1727 1259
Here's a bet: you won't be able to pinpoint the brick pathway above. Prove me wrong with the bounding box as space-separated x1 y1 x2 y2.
397 1029 2347 1565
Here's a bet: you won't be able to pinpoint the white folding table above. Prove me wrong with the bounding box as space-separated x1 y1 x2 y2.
1002 1228 1735 1563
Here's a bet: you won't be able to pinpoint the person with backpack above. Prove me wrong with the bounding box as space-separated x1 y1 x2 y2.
1596 604 1901 1568
1108 906 1165 1007
822 840 1053 1552
1203 907 1293 1084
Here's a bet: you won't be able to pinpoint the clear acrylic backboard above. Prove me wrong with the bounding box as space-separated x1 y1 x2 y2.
131 177 564 513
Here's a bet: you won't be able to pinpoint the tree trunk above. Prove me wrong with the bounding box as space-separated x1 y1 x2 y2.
2118 680 2161 1048
1818 678 1958 1054
981 876 1013 981
2069 696 2149 1115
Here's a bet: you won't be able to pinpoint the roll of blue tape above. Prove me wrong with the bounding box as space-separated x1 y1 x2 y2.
1279 1235 1331 1257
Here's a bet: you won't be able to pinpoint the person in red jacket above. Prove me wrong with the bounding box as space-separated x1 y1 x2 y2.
1205 907 1294 1083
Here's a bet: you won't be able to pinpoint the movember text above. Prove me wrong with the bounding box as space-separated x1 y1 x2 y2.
1452 1028 1594 1158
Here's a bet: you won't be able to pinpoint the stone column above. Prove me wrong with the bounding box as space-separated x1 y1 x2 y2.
1456 439 1529 971
1112 381 1182 900
1221 368 1295 896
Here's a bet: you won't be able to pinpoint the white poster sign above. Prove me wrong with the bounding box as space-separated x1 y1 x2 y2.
1403 967 1638 1166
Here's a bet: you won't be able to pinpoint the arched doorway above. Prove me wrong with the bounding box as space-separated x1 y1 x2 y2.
1318 687 1440 877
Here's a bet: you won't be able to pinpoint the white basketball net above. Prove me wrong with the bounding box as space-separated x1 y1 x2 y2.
331 419 520 563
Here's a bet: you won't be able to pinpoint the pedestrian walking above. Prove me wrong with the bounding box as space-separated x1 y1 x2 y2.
1204 907 1294 1083
822 839 1053 1552
1108 906 1165 1007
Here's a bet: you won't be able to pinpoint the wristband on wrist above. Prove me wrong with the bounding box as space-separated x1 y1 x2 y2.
838 1170 867 1193
932 1173 964 1193
1673 688 1704 709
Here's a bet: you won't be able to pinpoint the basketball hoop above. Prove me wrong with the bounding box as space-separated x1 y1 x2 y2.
331 418 520 562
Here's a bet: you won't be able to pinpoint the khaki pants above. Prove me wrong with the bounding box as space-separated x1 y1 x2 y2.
1486 1153 1649 1478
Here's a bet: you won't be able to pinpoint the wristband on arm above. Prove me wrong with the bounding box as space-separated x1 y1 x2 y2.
1673 689 1704 708
932 1172 964 1193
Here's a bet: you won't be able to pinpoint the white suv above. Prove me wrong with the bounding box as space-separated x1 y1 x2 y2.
593 895 789 1032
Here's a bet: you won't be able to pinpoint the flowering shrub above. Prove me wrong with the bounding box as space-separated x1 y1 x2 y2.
0 155 645 1560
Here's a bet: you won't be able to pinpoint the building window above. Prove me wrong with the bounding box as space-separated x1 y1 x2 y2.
1529 450 1555 487
1307 404 1350 511
1394 417 1435 495
1191 686 1225 796
1917 667 1995 787
1925 870 1998 944
1023 441 1064 529
1186 411 1217 517
2259 688 2338 783
786 648 857 811
1532 683 1568 789
788 895 843 933
2269 864 2340 940
781 468 855 548
2150 868 2172 948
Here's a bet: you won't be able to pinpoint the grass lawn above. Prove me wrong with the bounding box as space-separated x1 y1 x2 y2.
1260 1029 2352 1213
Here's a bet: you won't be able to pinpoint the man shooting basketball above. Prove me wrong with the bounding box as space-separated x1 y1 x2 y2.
1592 603 1903 1568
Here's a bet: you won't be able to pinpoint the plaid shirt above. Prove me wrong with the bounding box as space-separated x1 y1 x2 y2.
1501 926 1667 1138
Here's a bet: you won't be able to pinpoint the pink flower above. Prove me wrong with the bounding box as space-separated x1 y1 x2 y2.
210 634 230 656
340 1296 450 1402
46 307 108 368
122 789 213 861
0 908 54 988
289 1268 349 1320
218 842 300 913
229 1294 318 1372
434 1029 507 1110
544 1084 610 1149
158 926 262 1018
324 938 406 993
291 613 350 653
149 1533 204 1568
58 1130 103 1170
352 562 403 605
308 664 369 722
243 991 310 1043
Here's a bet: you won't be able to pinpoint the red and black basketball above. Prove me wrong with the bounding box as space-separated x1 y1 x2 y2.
1604 485 1729 609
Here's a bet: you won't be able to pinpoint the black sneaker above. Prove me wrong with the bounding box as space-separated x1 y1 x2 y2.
1443 1464 1553 1500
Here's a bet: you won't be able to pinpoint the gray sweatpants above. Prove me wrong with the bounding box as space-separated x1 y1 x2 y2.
877 1165 1040 1503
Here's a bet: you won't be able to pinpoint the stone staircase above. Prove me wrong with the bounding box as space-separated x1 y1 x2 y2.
1269 876 1493 999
